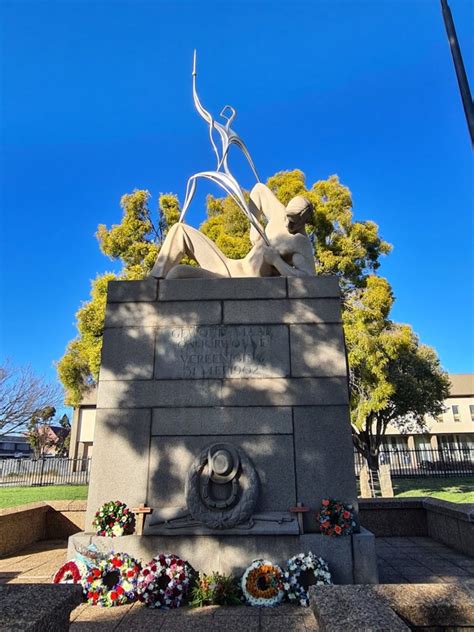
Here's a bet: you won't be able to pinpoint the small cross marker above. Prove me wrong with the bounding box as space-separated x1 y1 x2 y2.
132 503 153 535
289 503 309 534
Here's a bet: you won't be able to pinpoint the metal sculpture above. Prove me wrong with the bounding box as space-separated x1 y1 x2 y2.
178 52 269 245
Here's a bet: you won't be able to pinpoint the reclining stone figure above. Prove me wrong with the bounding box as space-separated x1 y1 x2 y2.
149 183 315 279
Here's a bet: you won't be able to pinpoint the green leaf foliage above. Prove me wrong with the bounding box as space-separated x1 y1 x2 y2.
58 190 179 404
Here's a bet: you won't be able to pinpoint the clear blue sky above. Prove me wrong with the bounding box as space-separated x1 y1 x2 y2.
1 0 473 400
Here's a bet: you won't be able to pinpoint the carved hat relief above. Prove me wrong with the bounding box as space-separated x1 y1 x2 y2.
185 443 259 529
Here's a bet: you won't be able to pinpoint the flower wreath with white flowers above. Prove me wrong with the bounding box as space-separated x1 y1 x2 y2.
283 552 332 607
241 559 285 607
53 559 88 585
82 552 141 607
93 500 135 537
136 553 194 609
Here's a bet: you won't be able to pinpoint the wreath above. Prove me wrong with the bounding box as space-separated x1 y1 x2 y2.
93 500 135 537
241 559 284 607
283 552 332 606
317 498 356 536
82 553 141 607
136 554 194 609
53 560 88 585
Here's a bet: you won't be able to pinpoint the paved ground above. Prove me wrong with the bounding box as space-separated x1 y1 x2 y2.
1 537 473 630
376 536 474 586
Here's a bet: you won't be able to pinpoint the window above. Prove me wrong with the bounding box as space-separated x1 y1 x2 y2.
470 405 474 422
452 405 460 422
0 442 15 451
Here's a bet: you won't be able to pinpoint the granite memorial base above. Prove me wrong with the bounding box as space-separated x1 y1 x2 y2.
69 528 377 584
71 276 377 583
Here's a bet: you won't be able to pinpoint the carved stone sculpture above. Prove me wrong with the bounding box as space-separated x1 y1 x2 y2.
185 443 259 529
149 52 316 280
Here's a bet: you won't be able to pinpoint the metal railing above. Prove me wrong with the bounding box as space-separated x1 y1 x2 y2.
0 457 92 487
354 446 474 477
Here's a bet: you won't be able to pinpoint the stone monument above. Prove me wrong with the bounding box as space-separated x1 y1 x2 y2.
69 53 377 584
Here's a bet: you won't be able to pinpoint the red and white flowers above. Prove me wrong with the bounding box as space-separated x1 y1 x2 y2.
92 500 134 537
82 552 141 607
52 559 88 585
136 554 194 609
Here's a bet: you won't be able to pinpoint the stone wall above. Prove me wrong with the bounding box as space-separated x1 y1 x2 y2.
0 501 86 556
86 276 357 534
359 497 474 556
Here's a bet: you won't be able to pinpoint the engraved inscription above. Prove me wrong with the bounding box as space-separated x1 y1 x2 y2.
155 325 289 379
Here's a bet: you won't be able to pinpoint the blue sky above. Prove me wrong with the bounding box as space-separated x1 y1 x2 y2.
1 0 473 401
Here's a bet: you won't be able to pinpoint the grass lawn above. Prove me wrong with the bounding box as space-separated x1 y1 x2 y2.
393 476 474 503
0 485 88 509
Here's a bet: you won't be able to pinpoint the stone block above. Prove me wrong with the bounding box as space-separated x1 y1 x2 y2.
359 465 373 499
223 298 341 325
0 504 48 556
69 532 354 582
374 583 474 628
107 278 158 302
105 300 222 328
96 379 223 409
155 324 290 379
293 406 357 530
0 584 84 631
309 585 409 631
99 327 155 380
85 408 151 528
147 434 296 512
159 277 287 301
426 507 474 557
378 463 394 497
289 324 347 377
97 377 349 409
352 527 379 584
151 407 293 435
287 276 340 298
358 498 428 537
221 377 349 407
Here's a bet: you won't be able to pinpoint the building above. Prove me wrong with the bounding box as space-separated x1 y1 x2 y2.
0 435 33 459
384 373 474 457
68 387 97 461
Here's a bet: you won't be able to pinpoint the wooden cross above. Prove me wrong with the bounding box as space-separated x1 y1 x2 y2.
132 503 153 535
289 503 309 534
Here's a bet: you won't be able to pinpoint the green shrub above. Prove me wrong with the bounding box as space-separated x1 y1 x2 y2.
190 571 242 607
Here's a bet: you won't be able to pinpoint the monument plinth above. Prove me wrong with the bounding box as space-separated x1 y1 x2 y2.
69 275 377 584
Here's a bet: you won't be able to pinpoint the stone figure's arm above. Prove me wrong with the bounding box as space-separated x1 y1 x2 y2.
263 246 315 277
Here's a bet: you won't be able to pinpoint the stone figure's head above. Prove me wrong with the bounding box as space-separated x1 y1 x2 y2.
285 196 313 234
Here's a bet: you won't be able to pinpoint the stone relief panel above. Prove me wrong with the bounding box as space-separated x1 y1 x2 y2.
155 324 290 379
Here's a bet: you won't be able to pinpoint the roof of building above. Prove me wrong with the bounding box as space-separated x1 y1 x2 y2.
449 373 474 397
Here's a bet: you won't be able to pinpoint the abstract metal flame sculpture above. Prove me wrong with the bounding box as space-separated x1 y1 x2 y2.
178 52 269 245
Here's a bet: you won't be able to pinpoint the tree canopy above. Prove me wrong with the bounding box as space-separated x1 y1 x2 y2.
57 170 449 470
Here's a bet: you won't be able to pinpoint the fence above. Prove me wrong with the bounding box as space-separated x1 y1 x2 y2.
0 457 92 487
354 446 474 477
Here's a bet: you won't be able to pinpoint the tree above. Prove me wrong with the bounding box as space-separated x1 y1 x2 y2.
27 406 56 458
57 190 180 405
55 414 71 457
345 278 450 469
0 361 62 436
